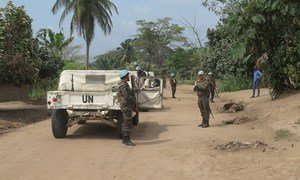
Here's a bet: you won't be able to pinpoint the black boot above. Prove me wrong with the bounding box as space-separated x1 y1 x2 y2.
198 120 205 127
122 136 136 146
201 119 209 128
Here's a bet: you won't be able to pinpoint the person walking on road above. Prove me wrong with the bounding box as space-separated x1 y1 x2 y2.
251 66 262 98
194 70 211 128
117 70 136 146
170 73 177 98
208 72 216 103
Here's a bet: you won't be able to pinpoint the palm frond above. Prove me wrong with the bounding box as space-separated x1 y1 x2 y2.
61 36 74 48
59 0 75 27
52 0 71 14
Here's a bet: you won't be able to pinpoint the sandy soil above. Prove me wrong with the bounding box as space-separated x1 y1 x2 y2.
0 85 299 180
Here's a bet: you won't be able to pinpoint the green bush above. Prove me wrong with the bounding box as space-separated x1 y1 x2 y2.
28 88 48 103
29 78 58 103
178 80 195 85
219 74 252 92
63 61 85 70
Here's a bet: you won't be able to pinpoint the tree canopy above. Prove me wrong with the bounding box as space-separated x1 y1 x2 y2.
201 0 300 97
0 1 40 86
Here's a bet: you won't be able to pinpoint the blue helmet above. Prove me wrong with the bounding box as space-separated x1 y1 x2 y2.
136 66 142 71
198 70 204 76
119 70 129 79
170 73 175 77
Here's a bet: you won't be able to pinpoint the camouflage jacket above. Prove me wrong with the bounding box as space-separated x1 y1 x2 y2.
194 78 210 97
137 71 147 78
170 77 177 87
117 81 136 106
208 76 216 87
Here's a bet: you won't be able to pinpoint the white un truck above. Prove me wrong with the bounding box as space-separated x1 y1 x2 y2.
47 70 163 138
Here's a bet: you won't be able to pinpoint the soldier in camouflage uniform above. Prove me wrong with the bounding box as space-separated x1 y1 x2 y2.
193 70 211 128
136 66 147 78
208 72 216 103
170 73 177 98
117 70 136 146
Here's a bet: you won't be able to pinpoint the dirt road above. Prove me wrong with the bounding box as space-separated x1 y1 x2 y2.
0 85 299 180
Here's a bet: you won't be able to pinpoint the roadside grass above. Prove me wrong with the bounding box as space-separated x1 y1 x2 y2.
275 129 293 139
178 80 195 85
28 88 48 103
28 78 58 104
219 74 252 92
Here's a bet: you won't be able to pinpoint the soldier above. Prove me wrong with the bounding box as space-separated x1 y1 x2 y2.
169 73 177 98
136 66 147 78
194 70 211 128
208 72 216 103
117 70 136 146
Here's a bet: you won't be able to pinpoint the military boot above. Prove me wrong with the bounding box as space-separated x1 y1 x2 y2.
122 136 136 146
201 119 210 128
198 120 205 127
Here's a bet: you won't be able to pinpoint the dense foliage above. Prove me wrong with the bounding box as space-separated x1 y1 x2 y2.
0 1 85 89
36 28 74 79
0 2 40 86
201 0 300 97
95 18 187 76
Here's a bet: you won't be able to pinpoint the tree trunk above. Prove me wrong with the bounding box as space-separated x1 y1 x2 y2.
86 41 89 70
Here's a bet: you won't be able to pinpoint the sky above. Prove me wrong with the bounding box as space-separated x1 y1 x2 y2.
0 0 219 56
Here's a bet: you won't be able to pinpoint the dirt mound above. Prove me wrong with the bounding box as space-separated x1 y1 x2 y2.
0 101 50 135
223 102 244 113
223 116 254 125
0 120 25 134
215 140 276 152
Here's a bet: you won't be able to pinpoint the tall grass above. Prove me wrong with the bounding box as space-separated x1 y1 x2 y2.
28 78 58 103
219 74 252 92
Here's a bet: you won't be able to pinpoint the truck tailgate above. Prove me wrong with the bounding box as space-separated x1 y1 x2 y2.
47 91 119 110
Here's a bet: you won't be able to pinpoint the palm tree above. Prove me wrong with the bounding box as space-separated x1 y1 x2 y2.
52 0 118 69
37 28 74 52
117 39 136 66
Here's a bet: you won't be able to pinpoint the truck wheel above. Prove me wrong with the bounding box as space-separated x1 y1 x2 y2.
117 114 124 138
132 114 139 126
51 109 68 138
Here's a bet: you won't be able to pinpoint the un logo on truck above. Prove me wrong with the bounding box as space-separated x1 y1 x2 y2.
82 95 94 103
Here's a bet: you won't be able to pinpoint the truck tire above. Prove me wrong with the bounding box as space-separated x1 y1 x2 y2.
117 114 124 138
51 109 68 138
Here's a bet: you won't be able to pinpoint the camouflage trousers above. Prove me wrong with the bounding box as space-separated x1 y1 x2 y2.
197 96 210 122
209 85 215 102
121 105 133 137
171 86 176 97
